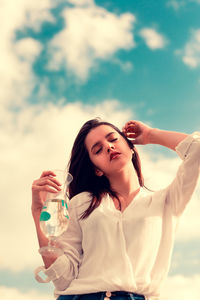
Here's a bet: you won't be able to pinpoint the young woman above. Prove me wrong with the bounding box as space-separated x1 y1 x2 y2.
32 118 200 300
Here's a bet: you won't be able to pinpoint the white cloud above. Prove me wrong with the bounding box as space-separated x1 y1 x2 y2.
15 38 43 62
167 0 200 10
0 0 55 33
160 275 200 300
0 36 42 110
112 58 133 72
139 28 167 50
166 0 186 10
67 0 95 6
175 186 200 241
178 29 200 68
0 0 55 109
48 4 136 80
0 286 54 300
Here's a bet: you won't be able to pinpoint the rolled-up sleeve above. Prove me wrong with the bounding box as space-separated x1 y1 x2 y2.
44 194 84 291
166 132 200 216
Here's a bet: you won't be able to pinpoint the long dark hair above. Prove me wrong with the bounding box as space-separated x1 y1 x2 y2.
68 118 144 219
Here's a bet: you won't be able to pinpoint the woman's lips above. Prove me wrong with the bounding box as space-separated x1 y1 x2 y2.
110 152 121 161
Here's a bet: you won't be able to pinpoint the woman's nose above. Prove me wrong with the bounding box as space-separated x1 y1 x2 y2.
107 144 114 153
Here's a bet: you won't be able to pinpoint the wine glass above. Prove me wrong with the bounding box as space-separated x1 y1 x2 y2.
38 169 73 257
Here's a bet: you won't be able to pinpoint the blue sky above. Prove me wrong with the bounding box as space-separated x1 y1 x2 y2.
1 0 200 299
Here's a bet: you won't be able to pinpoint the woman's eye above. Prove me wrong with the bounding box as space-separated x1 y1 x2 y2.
111 138 118 142
95 147 102 154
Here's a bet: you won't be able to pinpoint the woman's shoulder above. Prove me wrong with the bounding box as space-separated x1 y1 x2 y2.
69 191 93 210
140 186 168 207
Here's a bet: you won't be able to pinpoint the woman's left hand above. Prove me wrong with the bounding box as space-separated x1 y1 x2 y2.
122 120 153 145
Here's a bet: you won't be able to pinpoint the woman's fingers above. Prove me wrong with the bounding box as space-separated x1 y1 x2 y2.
123 127 141 138
123 120 152 145
128 124 140 132
32 170 62 214
123 120 140 133
125 129 141 136
32 171 62 199
33 177 62 192
40 170 56 178
40 171 62 185
32 184 60 194
39 170 61 184
38 176 61 187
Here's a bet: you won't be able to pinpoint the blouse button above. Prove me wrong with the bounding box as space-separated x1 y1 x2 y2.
104 291 112 299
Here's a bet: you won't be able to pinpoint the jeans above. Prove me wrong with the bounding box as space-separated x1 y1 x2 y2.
57 291 145 300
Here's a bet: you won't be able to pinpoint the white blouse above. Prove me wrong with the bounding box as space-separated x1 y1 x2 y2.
43 132 200 300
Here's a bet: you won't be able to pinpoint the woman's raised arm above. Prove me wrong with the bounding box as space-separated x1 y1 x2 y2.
123 120 188 151
123 120 200 215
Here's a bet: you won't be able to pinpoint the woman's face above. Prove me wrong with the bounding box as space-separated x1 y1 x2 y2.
85 125 133 177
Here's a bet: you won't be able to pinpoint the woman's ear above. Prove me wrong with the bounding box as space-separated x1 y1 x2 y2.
95 168 104 177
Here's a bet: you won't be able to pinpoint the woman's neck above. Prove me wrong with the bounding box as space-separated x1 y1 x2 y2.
108 164 140 199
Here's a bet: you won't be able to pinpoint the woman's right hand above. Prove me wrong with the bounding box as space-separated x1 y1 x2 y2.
31 170 62 217
122 120 152 145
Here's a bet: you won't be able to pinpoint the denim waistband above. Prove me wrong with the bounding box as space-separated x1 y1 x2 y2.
57 291 145 300
107 291 145 299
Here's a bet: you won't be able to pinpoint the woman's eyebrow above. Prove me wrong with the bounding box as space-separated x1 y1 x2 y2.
91 132 115 152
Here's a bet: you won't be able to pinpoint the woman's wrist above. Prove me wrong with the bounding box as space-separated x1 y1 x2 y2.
146 128 160 144
32 207 41 224
145 128 188 150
